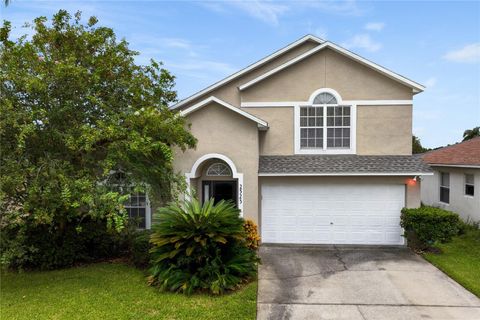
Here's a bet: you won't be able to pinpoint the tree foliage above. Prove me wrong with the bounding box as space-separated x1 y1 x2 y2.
412 135 429 154
463 126 480 141
0 10 196 268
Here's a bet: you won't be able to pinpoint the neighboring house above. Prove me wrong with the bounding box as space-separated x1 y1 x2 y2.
421 137 480 222
169 35 432 245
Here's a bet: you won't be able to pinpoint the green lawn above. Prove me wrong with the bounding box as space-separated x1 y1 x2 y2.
0 263 257 320
424 228 480 297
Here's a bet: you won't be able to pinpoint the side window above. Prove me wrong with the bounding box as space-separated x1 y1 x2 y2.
465 174 475 196
124 190 148 229
108 171 150 229
440 172 450 204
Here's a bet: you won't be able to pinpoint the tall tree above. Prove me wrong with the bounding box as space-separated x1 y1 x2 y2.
463 126 480 141
0 10 196 268
412 135 428 154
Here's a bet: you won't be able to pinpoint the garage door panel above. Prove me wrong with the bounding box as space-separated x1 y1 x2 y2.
261 181 405 245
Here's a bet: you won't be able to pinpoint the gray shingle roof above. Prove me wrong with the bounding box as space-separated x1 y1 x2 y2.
259 155 432 175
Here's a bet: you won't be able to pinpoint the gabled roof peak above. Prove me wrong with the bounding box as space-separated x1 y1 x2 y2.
171 35 325 109
239 40 425 93
180 96 268 129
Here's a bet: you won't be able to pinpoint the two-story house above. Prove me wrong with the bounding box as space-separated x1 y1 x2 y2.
171 35 432 246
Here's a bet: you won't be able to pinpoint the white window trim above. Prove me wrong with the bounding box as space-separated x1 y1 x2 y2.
294 89 356 155
464 173 475 198
439 172 450 205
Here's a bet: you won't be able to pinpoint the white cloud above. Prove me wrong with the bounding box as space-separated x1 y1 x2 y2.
444 43 480 63
231 1 289 25
364 22 384 31
202 0 289 26
161 38 191 49
342 34 382 52
424 77 437 88
200 0 364 26
304 0 365 16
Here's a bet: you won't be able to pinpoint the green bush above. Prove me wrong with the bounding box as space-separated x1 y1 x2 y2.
400 206 461 249
131 229 153 268
0 218 132 270
148 198 259 295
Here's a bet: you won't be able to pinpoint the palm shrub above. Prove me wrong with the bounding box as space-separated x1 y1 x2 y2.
148 198 259 295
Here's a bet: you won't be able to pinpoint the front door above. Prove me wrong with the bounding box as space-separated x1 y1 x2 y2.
202 180 237 206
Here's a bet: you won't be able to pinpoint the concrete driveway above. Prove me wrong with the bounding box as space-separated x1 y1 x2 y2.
257 246 480 320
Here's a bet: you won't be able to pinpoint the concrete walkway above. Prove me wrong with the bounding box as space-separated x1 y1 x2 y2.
257 246 480 320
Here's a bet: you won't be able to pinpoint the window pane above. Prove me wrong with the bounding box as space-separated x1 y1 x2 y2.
343 138 350 148
327 107 334 116
129 195 138 206
308 117 315 126
315 128 323 138
343 128 350 138
335 106 342 116
327 117 334 126
307 128 315 138
465 174 474 184
327 128 334 138
307 138 315 148
300 107 307 116
308 107 315 116
327 138 334 147
300 117 307 126
334 117 342 126
138 208 146 229
315 117 323 126
334 139 342 147
301 128 307 138
313 92 337 104
138 194 146 207
315 138 323 148
343 107 350 116
440 187 449 203
465 184 475 196
334 128 342 137
343 117 350 126
441 173 450 187
127 207 137 219
301 138 308 147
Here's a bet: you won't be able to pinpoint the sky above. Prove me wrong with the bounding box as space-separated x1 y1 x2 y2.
2 0 479 148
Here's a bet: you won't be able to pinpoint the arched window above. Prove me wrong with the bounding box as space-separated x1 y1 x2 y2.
313 92 337 104
299 89 352 151
206 162 232 176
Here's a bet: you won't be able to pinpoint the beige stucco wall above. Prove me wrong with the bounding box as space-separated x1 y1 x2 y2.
247 107 294 155
241 48 412 102
258 176 421 230
173 102 260 222
421 166 480 222
357 105 412 155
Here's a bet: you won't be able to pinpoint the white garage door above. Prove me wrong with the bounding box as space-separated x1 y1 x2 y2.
261 181 405 245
